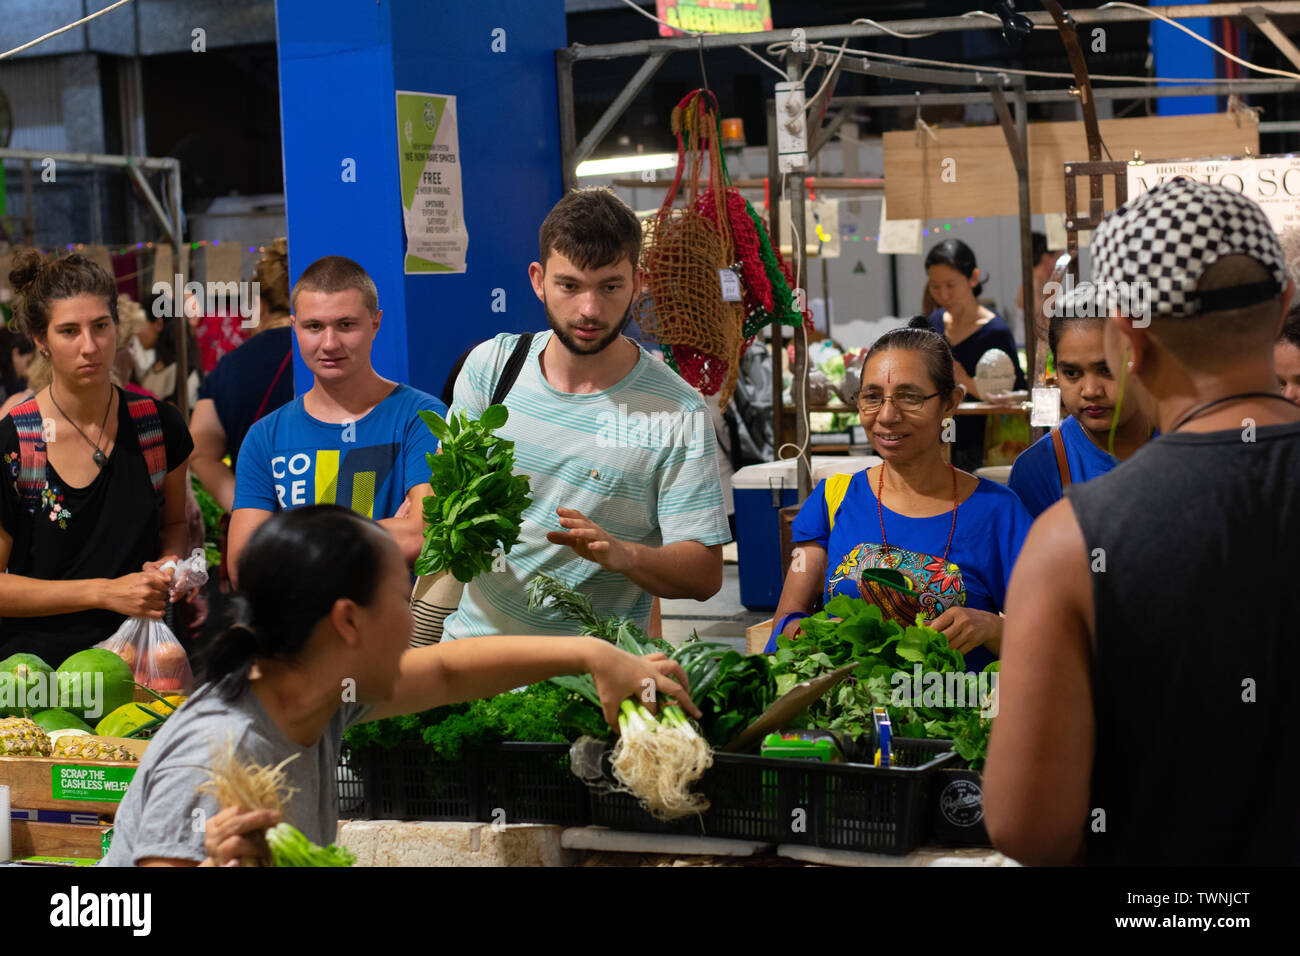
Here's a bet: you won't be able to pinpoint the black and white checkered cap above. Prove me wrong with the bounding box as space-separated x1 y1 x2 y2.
1091 176 1286 318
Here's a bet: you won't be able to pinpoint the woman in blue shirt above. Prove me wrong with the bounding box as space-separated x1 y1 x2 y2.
766 328 1032 671
925 239 1027 471
1008 313 1155 519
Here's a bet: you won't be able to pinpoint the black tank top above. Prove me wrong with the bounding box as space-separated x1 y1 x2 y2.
1068 420 1300 865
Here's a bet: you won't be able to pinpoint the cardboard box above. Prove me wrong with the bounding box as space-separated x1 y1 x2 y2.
0 738 148 818
11 819 114 861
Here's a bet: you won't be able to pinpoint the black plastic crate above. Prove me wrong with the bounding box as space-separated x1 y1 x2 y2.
339 742 485 822
809 737 956 855
480 742 591 827
585 739 953 852
586 750 818 843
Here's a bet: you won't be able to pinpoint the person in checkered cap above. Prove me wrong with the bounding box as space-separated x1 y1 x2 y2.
984 177 1299 866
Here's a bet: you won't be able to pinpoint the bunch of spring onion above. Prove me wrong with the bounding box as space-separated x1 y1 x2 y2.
528 573 731 820
199 737 355 867
611 697 713 820
265 823 356 867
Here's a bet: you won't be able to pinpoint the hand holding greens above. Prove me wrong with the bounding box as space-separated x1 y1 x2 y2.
415 405 532 583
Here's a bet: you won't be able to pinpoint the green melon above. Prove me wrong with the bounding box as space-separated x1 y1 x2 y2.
55 648 134 723
31 707 95 734
0 652 54 717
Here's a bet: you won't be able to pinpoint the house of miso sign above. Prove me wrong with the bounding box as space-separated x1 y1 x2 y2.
1126 155 1300 234
396 91 467 274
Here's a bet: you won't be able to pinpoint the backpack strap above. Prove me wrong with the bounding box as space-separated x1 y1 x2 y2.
824 472 853 533
126 395 168 493
490 333 534 407
1050 426 1072 493
11 398 49 508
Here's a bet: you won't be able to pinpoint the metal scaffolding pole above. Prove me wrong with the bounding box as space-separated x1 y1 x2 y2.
785 49 812 500
0 147 191 419
561 3 1300 62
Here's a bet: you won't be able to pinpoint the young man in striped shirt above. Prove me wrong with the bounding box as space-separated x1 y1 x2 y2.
442 187 730 640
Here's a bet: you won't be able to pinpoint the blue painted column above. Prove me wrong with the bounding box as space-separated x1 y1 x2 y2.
275 0 567 397
1151 0 1216 116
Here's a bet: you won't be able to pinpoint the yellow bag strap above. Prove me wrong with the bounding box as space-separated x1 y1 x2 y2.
825 472 853 532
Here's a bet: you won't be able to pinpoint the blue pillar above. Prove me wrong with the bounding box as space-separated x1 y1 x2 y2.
1152 0 1216 116
275 0 567 397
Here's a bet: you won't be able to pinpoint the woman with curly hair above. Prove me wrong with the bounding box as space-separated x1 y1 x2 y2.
0 250 193 661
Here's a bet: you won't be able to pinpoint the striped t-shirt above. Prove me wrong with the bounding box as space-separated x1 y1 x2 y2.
442 330 731 639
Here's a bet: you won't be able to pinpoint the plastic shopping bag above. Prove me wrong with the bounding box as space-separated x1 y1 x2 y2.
93 549 207 695
161 548 209 603
95 617 194 695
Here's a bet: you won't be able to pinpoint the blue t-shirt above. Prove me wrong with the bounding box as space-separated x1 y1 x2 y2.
196 326 294 468
1008 415 1116 520
233 383 444 518
769 470 1032 671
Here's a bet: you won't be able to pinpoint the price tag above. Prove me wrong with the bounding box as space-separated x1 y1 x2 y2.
719 268 743 302
1031 386 1062 428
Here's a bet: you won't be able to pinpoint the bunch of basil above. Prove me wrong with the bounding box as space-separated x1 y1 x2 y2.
415 404 532 583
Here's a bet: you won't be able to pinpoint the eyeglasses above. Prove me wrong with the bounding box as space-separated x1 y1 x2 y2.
857 390 942 413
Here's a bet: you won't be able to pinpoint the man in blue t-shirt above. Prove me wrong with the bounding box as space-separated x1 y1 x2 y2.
1008 310 1155 518
227 256 443 585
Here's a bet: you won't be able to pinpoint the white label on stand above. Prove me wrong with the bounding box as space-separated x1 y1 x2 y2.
1031 386 1062 427
719 268 743 301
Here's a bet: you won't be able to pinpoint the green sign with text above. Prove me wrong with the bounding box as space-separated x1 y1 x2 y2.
51 765 136 802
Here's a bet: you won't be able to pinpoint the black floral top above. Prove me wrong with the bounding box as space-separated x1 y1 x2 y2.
0 389 193 662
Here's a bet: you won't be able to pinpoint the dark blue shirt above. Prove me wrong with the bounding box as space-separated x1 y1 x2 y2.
769 470 1032 671
197 326 294 468
927 310 1027 469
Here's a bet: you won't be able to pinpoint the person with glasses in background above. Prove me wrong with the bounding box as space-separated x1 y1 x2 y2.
764 327 1032 671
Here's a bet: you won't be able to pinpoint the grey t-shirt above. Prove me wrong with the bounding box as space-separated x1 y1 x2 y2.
101 681 370 866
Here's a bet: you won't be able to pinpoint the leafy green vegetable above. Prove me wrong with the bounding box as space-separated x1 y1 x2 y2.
343 681 599 760
769 596 995 768
527 573 775 745
191 475 224 569
266 823 355 867
415 405 532 582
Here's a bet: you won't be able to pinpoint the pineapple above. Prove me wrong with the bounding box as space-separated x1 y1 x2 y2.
52 735 138 762
0 716 53 756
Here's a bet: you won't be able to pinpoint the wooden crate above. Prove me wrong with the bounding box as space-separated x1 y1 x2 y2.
746 619 774 655
11 819 114 861
0 737 148 818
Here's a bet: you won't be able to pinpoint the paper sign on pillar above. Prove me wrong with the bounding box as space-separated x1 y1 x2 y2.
396 91 468 274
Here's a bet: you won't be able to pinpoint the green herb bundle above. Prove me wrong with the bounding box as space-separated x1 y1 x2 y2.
343 681 595 760
191 475 224 569
415 405 532 582
526 573 775 747
770 594 997 769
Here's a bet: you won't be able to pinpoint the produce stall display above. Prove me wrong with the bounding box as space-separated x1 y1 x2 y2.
0 646 184 863
341 576 993 855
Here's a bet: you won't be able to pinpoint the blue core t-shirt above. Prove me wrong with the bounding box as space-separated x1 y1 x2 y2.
771 470 1032 671
1007 415 1158 520
233 383 444 518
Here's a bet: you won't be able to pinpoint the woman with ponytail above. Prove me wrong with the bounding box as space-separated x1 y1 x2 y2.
0 251 193 662
103 504 699 867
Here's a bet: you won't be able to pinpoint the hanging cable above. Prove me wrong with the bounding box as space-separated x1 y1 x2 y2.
766 35 1300 84
1098 2 1300 81
740 44 789 79
0 0 135 60
615 0 700 36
